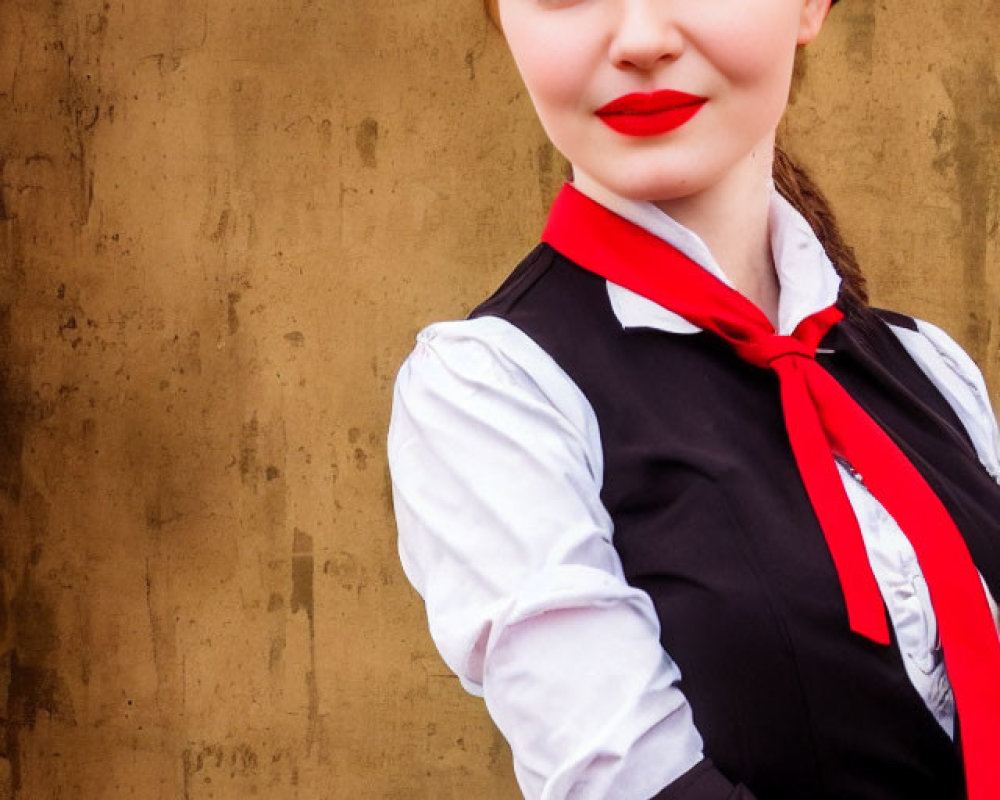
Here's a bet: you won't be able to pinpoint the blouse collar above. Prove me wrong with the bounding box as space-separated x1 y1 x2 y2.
570 167 842 337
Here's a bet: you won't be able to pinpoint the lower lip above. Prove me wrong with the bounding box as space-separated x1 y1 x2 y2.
597 102 706 137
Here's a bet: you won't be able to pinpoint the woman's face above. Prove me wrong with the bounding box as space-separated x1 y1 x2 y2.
496 0 831 205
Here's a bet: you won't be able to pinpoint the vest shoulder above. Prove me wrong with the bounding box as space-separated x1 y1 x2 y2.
469 244 553 320
835 304 919 354
870 307 918 331
469 244 607 322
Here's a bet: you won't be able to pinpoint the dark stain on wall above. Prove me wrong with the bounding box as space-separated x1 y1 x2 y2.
0 160 9 223
212 208 234 244
227 291 242 335
239 413 259 486
0 551 7 650
181 741 268 798
0 213 32 514
842 0 877 70
0 191 66 793
290 528 320 752
269 591 287 674
2 510 72 797
290 529 314 626
0 307 26 505
356 118 379 169
1 650 71 796
9 549 58 664
939 59 1000 357
54 2 109 234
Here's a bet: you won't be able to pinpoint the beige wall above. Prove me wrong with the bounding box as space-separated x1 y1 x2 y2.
0 1 996 797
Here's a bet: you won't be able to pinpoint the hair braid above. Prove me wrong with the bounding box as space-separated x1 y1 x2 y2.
773 145 869 313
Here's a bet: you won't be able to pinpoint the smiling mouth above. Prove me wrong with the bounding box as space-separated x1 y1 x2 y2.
595 90 708 137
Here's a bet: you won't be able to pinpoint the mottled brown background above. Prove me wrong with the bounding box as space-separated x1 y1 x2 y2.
0 0 996 797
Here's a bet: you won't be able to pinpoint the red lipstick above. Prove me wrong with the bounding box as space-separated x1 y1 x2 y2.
595 90 707 137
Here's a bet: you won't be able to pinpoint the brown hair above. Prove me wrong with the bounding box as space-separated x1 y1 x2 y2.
483 1 868 312
773 145 868 310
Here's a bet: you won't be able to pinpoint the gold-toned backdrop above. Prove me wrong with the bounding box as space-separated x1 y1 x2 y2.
0 0 996 797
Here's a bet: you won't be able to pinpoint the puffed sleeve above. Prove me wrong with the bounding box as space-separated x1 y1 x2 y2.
885 315 1000 629
886 316 1000 479
388 316 743 800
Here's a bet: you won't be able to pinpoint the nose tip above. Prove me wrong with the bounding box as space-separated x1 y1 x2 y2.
608 2 684 71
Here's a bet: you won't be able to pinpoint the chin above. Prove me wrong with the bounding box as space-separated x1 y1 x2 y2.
569 132 769 207
583 160 721 204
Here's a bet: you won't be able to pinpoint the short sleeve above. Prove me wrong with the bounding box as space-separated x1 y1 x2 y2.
388 315 710 799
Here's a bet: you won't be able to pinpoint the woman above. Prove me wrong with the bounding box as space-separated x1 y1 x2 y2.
389 0 1000 797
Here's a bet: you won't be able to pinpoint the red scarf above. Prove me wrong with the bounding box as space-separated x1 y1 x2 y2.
542 182 1000 798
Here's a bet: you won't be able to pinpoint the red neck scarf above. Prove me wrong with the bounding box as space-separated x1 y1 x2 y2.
542 182 1000 798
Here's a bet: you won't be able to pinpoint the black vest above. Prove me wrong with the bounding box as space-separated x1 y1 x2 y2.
470 244 1000 800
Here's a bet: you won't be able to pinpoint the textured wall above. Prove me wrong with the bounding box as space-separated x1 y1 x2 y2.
785 0 1000 371
0 0 996 798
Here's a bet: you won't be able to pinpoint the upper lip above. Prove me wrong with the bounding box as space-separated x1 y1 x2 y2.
596 90 707 115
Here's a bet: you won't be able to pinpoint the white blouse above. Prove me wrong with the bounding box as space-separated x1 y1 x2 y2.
388 171 1000 800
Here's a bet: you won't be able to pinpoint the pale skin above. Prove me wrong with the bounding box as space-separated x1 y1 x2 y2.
495 0 833 328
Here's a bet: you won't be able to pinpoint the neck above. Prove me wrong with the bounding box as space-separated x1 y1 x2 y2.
653 141 779 327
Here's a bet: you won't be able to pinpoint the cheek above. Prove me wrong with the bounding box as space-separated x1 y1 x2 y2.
697 12 799 139
701 9 799 92
501 21 596 115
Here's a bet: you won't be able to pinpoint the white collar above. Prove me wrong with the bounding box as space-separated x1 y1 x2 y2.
570 168 842 337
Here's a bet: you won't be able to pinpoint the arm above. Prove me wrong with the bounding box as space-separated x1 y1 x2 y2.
885 316 1000 629
886 317 1000 480
388 316 748 800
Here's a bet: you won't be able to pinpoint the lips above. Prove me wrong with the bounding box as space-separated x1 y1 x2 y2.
595 90 707 137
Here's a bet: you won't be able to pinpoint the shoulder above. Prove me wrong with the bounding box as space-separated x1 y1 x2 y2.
470 244 612 339
873 309 1000 480
389 315 603 478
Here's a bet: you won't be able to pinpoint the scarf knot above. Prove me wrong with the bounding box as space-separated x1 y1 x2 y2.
734 334 816 368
